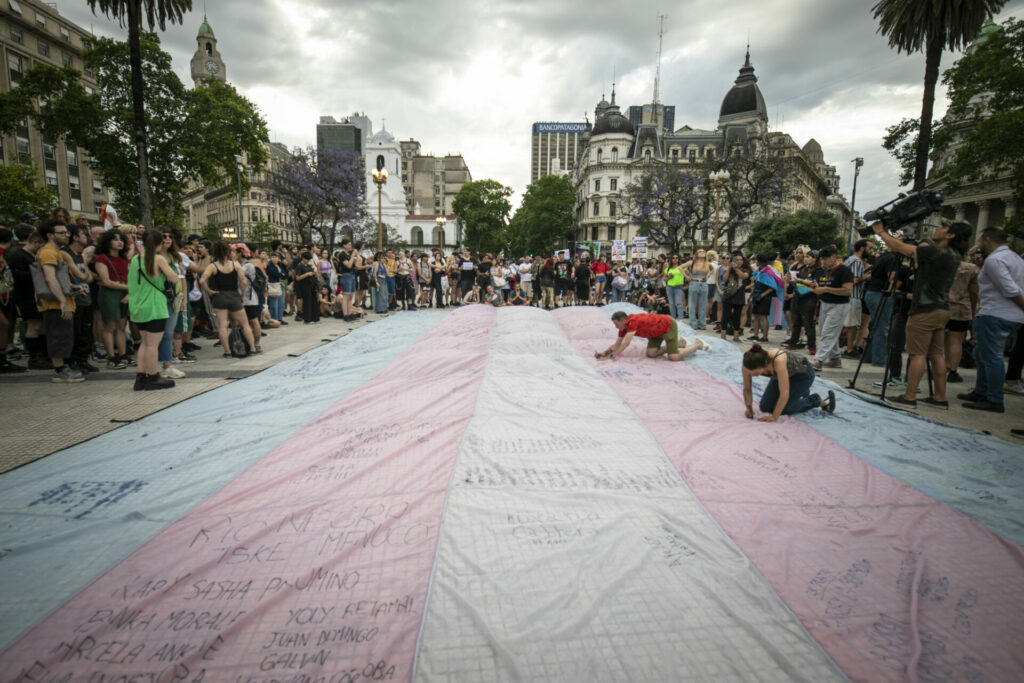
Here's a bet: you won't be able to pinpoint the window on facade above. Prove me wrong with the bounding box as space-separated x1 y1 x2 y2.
251 208 259 221
610 178 617 191
593 201 600 217
8 0 23 15
594 179 600 192
375 154 385 171
591 226 599 241
16 135 29 156
644 150 651 164
705 147 714 158
596 149 602 163
35 11 45 27
94 201 104 214
93 179 102 193
689 149 696 162
70 197 82 211
10 27 22 44
611 147 618 162
609 201 617 217
66 147 78 167
60 26 70 42
43 141 55 161
68 175 80 191
415 229 424 246
205 42 212 56
44 169 58 188
671 148 679 160
8 51 24 83
62 53 72 67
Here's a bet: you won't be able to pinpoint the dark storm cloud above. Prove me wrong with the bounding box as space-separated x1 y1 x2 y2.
44 0 1024 211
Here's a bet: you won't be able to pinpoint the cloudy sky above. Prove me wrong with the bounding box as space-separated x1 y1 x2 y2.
55 0 1023 215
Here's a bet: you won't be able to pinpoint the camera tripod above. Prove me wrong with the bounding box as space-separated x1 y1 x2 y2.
847 255 935 404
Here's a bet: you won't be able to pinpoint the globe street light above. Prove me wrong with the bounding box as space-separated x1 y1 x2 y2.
435 215 447 248
709 169 731 251
371 167 388 252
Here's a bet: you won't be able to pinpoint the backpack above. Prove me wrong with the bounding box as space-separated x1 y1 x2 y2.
228 325 250 358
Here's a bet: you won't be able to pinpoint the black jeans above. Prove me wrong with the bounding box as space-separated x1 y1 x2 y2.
71 302 94 363
788 294 817 348
722 302 743 335
1006 328 1023 382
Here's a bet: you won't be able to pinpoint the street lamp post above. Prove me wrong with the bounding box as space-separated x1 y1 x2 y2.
371 167 388 252
847 157 864 252
709 169 731 251
435 215 447 249
235 154 245 243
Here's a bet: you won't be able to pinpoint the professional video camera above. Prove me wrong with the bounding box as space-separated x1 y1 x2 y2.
857 189 944 237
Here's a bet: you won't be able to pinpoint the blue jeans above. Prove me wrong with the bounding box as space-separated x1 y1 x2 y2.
759 365 820 415
972 315 1021 404
159 301 178 363
862 290 894 366
666 285 684 319
371 283 389 313
611 284 627 303
688 281 708 328
339 272 356 295
268 291 284 321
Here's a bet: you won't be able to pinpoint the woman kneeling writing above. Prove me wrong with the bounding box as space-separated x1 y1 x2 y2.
742 344 835 422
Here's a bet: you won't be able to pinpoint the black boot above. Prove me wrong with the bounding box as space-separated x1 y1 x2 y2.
133 372 148 391
144 373 174 390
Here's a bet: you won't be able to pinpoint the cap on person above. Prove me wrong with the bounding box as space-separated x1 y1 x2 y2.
19 211 38 222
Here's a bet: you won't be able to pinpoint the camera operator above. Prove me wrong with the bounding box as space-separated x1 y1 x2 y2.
870 219 971 408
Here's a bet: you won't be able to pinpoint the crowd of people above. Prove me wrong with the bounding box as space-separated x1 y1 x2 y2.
1 210 1022 419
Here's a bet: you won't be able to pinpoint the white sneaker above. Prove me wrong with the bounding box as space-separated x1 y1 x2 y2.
1005 379 1024 394
161 366 186 379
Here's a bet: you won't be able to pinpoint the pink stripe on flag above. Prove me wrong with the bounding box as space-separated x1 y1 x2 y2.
1 307 496 682
554 307 1024 682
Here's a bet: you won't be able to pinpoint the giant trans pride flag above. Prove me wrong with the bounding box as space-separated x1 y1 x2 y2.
1 305 1022 682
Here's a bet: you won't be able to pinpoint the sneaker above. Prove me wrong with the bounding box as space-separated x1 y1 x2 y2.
825 358 843 368
957 390 983 402
0 359 27 373
842 350 861 360
51 366 85 383
962 399 1004 413
946 370 963 383
920 397 949 409
873 378 906 389
1004 380 1024 394
160 366 186 379
76 360 100 373
125 356 137 367
176 352 197 363
183 342 202 352
811 360 824 371
807 348 816 355
888 395 917 409
107 356 128 370
133 373 147 391
251 346 263 354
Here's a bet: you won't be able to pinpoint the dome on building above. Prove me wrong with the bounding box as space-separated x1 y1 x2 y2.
719 50 767 119
198 15 214 37
592 110 633 137
369 127 395 145
802 138 823 163
970 18 1000 49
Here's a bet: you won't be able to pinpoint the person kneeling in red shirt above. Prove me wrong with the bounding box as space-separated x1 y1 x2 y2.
596 311 706 362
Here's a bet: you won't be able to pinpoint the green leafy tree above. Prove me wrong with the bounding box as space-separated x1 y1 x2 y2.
933 18 1024 233
85 0 193 228
507 174 576 256
245 220 277 250
452 179 512 255
198 221 225 243
719 147 797 251
0 34 268 226
872 0 1006 191
0 157 57 224
744 210 843 255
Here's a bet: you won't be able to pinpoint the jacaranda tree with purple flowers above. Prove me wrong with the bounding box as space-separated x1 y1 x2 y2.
718 139 797 251
621 164 713 255
270 146 365 251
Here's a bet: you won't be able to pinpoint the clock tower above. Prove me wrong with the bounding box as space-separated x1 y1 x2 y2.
190 15 226 85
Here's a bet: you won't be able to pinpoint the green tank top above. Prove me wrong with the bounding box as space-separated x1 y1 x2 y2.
127 255 169 323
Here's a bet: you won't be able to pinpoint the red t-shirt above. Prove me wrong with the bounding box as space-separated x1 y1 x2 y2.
95 254 129 283
618 313 671 339
591 261 610 275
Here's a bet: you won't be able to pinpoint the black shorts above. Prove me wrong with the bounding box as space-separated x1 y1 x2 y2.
211 290 243 313
753 296 772 316
244 304 261 321
42 309 74 358
946 318 971 332
14 289 42 321
137 317 166 334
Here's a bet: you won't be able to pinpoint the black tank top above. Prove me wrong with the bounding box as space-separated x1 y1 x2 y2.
210 264 238 291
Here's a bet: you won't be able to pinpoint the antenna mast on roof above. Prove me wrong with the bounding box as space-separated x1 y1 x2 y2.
653 14 666 105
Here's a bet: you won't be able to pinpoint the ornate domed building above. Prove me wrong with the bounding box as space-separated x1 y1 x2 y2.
572 49 844 252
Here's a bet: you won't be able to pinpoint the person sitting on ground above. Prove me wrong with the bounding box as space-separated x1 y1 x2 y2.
741 343 835 422
318 285 336 317
507 281 528 306
596 310 706 362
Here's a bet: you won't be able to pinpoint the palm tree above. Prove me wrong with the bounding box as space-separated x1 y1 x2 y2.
872 0 1005 190
86 1 192 228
